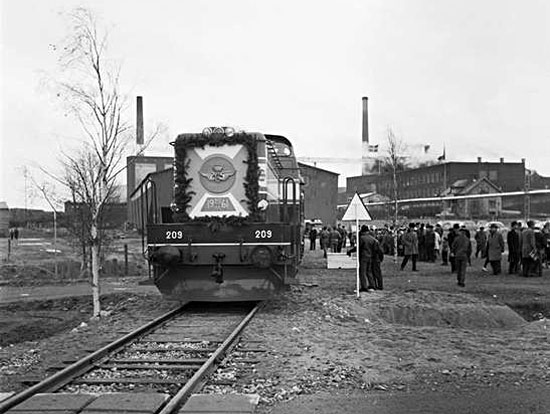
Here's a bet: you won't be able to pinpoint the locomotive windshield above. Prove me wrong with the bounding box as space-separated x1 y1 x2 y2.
273 142 292 157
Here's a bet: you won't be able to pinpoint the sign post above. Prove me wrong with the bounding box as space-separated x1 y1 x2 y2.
341 192 372 298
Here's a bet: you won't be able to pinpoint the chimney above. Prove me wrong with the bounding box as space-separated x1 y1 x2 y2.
477 157 482 163
136 96 144 145
361 97 371 175
500 157 504 163
362 97 369 144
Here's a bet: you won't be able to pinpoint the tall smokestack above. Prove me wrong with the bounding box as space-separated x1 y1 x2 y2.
136 96 144 145
362 96 369 144
361 97 371 175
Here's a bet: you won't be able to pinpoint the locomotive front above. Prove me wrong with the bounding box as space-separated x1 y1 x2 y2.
147 127 303 302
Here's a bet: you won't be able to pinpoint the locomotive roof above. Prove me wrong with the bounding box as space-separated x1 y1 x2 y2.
265 134 300 178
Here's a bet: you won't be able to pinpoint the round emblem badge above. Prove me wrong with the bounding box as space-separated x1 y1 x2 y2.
199 155 237 194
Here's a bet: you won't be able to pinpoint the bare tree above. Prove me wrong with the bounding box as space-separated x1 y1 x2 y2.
53 8 130 318
47 8 162 319
383 128 408 262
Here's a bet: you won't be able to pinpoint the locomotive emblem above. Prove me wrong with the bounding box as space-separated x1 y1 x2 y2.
200 164 236 182
199 156 237 194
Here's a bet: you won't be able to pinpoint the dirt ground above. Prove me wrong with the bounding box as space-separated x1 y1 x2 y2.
1 240 550 413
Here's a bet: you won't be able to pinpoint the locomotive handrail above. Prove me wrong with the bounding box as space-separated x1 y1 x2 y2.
139 177 158 256
282 177 298 222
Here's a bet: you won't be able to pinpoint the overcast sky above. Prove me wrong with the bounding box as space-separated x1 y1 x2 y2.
2 0 549 210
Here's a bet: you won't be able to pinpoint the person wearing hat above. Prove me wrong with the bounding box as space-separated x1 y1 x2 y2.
474 226 488 259
520 220 537 276
347 225 380 292
400 223 419 272
447 223 461 273
486 223 505 275
507 221 521 274
451 227 472 287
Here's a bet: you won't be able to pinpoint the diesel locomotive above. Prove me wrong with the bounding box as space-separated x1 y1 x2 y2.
137 127 303 302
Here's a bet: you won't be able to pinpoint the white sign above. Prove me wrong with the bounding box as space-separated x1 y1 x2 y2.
340 192 372 298
341 193 372 221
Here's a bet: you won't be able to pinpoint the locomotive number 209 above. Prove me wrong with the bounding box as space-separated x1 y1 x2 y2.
166 230 184 240
255 229 273 239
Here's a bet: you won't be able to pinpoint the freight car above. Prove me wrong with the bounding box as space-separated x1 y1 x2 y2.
134 127 304 302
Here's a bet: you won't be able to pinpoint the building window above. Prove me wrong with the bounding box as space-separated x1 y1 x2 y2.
489 170 498 181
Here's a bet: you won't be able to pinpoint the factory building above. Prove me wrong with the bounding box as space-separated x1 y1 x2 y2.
347 157 550 219
298 163 339 226
347 158 526 200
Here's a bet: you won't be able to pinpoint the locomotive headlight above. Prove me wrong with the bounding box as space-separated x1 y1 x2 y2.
202 127 213 136
257 199 269 211
224 126 235 137
250 246 273 268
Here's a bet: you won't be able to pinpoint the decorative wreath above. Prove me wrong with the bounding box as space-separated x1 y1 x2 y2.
172 132 261 224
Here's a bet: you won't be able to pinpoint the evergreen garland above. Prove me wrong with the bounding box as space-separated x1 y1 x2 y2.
172 132 261 224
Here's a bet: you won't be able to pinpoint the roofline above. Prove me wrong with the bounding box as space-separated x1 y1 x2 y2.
347 160 526 180
298 162 340 176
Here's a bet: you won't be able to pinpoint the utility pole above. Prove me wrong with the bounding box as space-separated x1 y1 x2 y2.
524 169 531 221
23 166 29 226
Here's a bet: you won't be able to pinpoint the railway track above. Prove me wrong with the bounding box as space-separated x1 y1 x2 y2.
0 301 263 413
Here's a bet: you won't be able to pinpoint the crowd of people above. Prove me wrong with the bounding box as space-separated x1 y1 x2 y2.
306 219 550 292
308 225 349 258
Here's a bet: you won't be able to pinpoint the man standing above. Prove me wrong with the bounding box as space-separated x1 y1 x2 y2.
371 231 384 290
347 225 378 292
486 223 505 275
309 226 318 251
474 226 488 259
507 221 521 274
400 223 419 271
521 220 537 277
448 224 460 273
320 226 330 258
451 228 472 287
329 227 341 253
425 225 436 262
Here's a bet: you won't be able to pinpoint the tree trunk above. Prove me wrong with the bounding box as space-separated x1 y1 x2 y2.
90 222 101 318
393 169 399 263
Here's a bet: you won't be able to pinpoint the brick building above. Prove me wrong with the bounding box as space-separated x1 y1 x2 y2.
346 158 530 219
347 158 526 200
298 163 339 226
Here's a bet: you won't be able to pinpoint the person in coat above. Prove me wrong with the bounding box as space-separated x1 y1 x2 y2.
319 227 330 258
507 221 521 274
347 225 378 292
309 227 318 251
474 226 488 259
371 235 384 290
451 228 472 287
521 220 537 277
447 224 460 273
486 223 505 275
329 227 341 253
400 223 419 271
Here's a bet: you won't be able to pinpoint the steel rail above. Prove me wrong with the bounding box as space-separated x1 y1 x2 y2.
157 301 263 414
0 304 187 413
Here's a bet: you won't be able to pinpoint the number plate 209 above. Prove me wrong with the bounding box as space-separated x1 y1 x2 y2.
165 230 184 240
254 229 273 239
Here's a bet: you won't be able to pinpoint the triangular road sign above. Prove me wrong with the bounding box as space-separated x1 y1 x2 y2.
341 192 372 221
